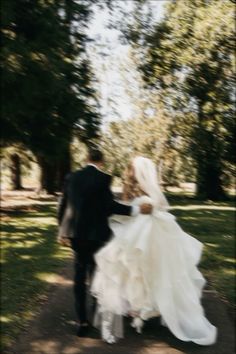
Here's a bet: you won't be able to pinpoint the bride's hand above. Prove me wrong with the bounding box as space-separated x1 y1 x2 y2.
140 203 152 214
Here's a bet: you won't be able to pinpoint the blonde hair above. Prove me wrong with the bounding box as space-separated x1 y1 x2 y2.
122 162 144 201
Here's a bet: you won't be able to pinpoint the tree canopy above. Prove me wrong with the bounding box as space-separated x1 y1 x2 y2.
1 0 100 192
119 0 235 200
1 0 235 198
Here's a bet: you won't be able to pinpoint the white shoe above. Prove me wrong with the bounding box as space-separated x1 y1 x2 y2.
102 320 116 344
131 317 143 334
140 308 160 321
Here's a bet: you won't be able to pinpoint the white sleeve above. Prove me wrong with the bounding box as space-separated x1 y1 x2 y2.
131 205 140 216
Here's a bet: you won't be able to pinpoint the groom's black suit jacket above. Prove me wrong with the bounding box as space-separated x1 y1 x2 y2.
58 165 131 250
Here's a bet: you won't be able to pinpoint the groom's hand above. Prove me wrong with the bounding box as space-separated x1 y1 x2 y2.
140 203 152 214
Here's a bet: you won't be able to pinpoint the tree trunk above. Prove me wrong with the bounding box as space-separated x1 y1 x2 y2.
196 159 225 200
56 144 72 191
195 130 226 200
37 146 71 194
10 153 23 190
37 156 57 194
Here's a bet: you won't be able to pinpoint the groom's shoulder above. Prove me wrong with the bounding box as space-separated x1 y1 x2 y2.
68 168 84 181
100 171 112 184
71 166 112 182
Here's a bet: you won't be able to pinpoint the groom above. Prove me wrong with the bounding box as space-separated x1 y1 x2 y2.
57 147 152 336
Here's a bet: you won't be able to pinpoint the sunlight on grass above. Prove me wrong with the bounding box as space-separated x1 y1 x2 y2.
3 240 40 248
205 243 219 248
0 204 72 351
224 258 235 264
223 268 235 275
0 316 13 323
26 216 57 224
171 199 235 307
35 272 60 283
171 204 235 211
19 255 33 260
0 198 235 351
52 251 73 259
223 235 233 240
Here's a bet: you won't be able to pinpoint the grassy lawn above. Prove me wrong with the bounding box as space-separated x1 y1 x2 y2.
169 196 235 309
0 195 235 351
0 202 72 351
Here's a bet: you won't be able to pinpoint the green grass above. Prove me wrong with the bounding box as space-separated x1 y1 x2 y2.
0 197 235 350
0 203 72 351
169 196 235 308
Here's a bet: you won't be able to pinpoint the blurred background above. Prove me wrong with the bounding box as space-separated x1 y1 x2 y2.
1 0 235 200
1 2 235 351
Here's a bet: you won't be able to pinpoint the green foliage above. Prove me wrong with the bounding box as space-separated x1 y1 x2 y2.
1 0 101 191
100 116 195 185
70 135 88 170
122 0 235 200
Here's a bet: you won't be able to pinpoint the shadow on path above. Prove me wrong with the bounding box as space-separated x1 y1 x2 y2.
6 260 235 354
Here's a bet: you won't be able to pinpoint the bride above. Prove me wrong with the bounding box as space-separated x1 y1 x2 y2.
91 156 217 345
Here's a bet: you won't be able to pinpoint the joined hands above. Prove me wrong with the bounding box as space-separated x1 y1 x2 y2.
140 203 153 214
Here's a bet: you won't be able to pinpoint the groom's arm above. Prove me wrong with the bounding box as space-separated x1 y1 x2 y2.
105 187 152 216
106 191 132 216
104 175 153 216
104 175 132 216
104 175 151 216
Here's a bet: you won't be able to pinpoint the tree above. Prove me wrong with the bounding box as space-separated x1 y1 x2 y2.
9 153 22 190
0 144 35 190
99 112 195 189
1 0 100 193
123 0 235 200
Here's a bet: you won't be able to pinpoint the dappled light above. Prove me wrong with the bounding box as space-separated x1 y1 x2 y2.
26 338 185 354
0 201 72 349
0 316 13 324
205 243 219 249
0 189 235 351
170 199 235 309
35 272 73 286
19 254 33 260
172 205 235 211
1 0 235 351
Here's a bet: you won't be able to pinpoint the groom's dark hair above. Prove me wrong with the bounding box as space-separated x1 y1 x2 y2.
88 146 104 162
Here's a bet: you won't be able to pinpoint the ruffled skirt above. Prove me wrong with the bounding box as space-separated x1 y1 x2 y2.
91 208 217 345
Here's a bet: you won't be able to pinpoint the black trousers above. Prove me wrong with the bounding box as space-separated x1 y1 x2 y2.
73 241 104 324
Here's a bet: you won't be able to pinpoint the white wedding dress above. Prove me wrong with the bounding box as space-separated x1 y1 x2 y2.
91 157 217 345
